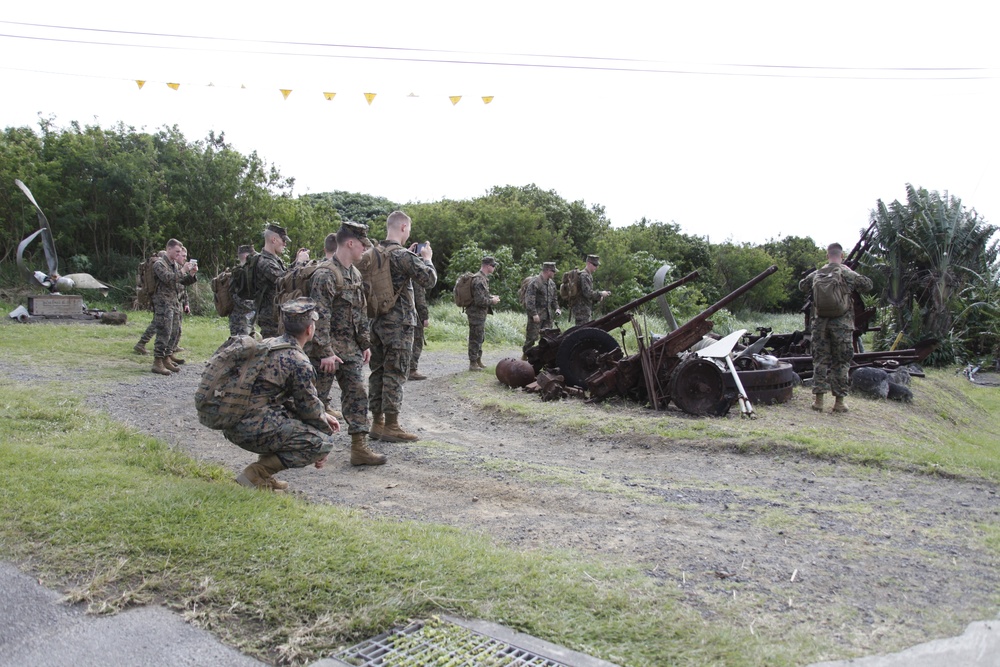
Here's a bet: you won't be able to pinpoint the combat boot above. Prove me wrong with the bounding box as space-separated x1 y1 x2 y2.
832 396 849 413
168 353 186 365
370 413 384 441
133 342 148 355
151 357 172 376
326 406 344 420
162 356 180 373
351 432 387 466
380 412 419 442
476 357 486 369
811 393 825 411
469 362 482 372
408 369 427 381
258 454 288 490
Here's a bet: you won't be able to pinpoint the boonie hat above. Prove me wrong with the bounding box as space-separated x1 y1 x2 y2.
340 220 373 248
586 254 601 266
482 256 497 267
265 222 291 243
280 297 319 324
542 261 557 272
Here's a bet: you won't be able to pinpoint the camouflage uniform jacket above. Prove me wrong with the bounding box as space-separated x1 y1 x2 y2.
373 241 438 327
578 269 599 307
254 249 288 329
151 255 195 307
466 270 492 321
798 263 874 328
240 334 331 435
524 275 557 323
306 257 371 361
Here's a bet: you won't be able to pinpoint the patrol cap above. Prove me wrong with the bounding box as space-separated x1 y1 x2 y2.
542 261 557 272
280 297 319 323
340 220 373 248
482 256 497 267
237 245 254 255
586 254 601 266
265 222 291 243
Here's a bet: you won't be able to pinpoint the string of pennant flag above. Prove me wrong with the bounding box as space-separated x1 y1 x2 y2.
134 79 494 105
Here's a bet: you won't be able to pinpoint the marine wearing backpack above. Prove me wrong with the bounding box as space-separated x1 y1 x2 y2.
194 336 294 430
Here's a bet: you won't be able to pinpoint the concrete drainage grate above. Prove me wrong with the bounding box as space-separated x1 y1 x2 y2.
329 616 574 666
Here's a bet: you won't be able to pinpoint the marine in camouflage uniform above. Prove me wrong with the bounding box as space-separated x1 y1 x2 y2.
572 254 609 327
798 242 874 413
229 244 256 337
466 256 499 369
149 239 197 375
522 261 560 356
224 298 337 490
254 223 309 339
367 211 437 442
307 222 386 465
167 246 192 359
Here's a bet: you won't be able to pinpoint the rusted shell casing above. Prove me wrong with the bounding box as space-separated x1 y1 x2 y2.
496 357 536 388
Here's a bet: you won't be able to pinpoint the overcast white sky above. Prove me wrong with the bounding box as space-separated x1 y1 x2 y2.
1 1 997 246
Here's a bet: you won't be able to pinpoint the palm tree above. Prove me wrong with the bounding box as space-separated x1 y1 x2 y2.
867 184 999 360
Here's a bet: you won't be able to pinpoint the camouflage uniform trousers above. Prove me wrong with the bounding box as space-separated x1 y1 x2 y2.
522 316 554 355
466 307 488 363
223 406 334 469
368 322 414 415
312 356 368 434
571 303 593 328
811 315 855 397
151 299 177 358
411 321 425 370
167 306 183 354
229 299 255 337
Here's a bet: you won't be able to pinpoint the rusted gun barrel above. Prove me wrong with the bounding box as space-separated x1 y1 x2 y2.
583 270 700 332
525 270 699 373
588 265 779 403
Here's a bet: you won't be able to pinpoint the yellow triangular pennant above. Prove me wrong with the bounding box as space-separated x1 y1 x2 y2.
280 89 292 100
323 92 336 101
135 80 145 90
364 92 377 105
482 96 494 104
167 82 180 91
449 95 462 106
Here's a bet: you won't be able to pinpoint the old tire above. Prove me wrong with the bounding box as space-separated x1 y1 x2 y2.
555 327 619 388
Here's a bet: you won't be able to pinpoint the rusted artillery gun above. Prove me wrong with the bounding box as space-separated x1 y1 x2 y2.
525 266 797 415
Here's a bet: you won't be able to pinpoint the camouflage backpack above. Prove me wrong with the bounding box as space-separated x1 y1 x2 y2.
133 253 161 311
273 260 328 334
230 254 257 302
453 272 475 308
211 268 234 317
559 268 581 305
194 336 295 430
517 275 534 308
813 264 851 318
358 245 405 318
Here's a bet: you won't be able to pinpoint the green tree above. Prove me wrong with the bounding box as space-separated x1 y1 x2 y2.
710 242 787 313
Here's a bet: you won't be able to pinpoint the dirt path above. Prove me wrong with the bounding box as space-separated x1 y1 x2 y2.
81 347 1000 659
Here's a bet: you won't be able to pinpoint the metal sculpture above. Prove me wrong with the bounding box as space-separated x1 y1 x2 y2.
14 179 110 296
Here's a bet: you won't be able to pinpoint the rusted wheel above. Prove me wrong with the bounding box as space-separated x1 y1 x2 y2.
555 327 619 388
669 357 732 416
735 362 797 405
